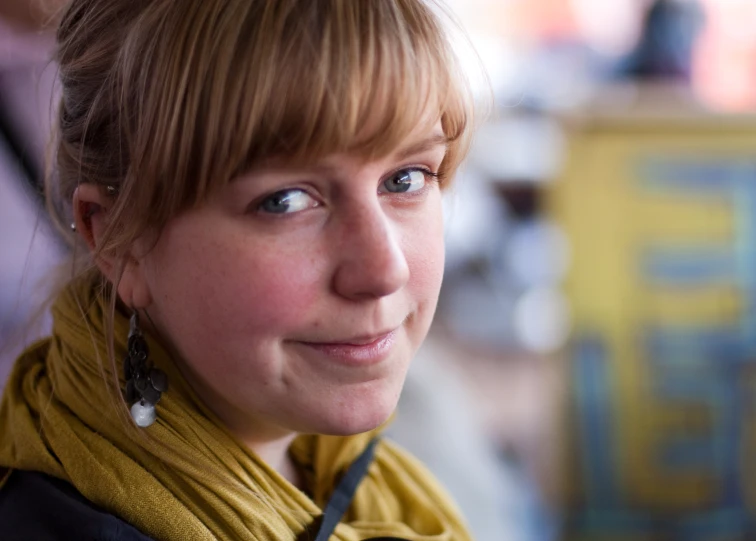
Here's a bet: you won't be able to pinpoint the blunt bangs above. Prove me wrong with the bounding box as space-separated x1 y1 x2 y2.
229 0 472 170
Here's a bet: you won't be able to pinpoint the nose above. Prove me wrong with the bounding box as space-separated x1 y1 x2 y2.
332 204 410 301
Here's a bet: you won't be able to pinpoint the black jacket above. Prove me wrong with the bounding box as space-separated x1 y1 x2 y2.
0 470 153 541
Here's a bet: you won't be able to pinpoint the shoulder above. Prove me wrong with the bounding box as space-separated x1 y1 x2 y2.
0 469 153 541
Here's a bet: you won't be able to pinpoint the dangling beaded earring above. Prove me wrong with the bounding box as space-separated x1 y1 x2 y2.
123 312 168 427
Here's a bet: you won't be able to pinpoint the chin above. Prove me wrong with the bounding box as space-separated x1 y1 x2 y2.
309 383 402 436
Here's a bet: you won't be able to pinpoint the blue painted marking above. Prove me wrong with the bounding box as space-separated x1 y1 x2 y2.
638 159 745 195
645 327 749 366
645 335 744 505
570 510 755 540
642 247 735 285
580 509 655 534
659 439 717 470
651 364 723 473
718 361 743 508
573 335 619 508
733 179 756 349
675 508 750 541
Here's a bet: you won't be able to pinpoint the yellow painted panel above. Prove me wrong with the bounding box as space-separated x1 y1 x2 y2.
550 115 756 537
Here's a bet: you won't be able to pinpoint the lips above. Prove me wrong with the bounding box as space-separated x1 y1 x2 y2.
322 329 396 346
297 328 398 366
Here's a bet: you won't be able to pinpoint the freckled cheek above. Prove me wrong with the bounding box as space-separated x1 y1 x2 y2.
219 254 324 336
148 227 325 343
405 209 446 300
399 212 444 352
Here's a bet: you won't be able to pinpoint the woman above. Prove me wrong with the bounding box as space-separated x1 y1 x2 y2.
0 0 475 539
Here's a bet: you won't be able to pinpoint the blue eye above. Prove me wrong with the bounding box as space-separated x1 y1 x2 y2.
381 168 433 194
258 189 318 214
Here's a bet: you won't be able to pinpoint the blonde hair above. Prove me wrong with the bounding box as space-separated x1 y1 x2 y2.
45 0 474 508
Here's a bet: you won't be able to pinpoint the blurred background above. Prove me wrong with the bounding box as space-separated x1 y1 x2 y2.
3 1 756 540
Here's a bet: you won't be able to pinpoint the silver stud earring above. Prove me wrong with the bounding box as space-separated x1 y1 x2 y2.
70 222 77 232
123 312 168 427
105 184 117 196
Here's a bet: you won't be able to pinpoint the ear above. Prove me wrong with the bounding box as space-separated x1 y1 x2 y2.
73 184 153 309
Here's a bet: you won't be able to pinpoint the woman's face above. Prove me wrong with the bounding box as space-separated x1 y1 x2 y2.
138 124 448 442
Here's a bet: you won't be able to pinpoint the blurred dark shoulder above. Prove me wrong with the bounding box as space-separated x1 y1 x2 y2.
0 469 153 541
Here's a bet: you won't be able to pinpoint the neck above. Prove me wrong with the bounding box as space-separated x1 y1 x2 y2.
191 389 306 487
245 433 304 488
192 386 307 489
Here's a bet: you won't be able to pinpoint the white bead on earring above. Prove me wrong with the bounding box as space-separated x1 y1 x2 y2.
123 312 168 427
130 401 157 427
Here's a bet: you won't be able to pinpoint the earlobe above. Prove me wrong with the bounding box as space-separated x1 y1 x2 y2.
117 256 154 310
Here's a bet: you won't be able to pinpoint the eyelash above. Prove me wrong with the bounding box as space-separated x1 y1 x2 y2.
252 166 441 217
381 167 440 196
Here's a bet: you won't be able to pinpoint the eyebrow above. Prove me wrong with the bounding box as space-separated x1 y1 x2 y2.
394 132 450 162
233 132 450 182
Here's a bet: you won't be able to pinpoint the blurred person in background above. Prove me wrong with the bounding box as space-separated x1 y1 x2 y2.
615 0 704 82
0 0 67 382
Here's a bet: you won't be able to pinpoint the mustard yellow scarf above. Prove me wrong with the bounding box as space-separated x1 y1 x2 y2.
0 277 471 540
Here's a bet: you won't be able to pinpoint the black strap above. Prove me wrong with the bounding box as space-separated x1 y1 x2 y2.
314 437 380 541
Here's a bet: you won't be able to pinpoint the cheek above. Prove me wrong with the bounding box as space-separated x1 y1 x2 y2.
410 234 445 295
403 197 446 318
144 215 323 354
382 199 444 366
